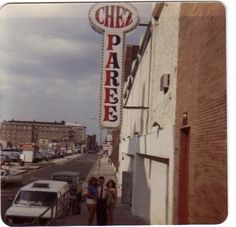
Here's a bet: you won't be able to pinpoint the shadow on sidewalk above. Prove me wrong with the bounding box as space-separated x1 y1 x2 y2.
55 156 147 225
56 198 147 226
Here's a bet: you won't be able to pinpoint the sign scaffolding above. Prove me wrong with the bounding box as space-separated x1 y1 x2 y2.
89 3 139 128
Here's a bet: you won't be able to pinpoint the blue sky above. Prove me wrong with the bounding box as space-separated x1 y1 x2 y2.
0 2 152 140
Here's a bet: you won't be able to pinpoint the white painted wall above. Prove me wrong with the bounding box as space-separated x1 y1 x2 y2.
119 3 180 224
148 3 180 131
117 138 139 183
150 160 168 224
132 155 150 220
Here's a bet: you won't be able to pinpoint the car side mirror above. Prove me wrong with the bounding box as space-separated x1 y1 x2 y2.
8 196 14 202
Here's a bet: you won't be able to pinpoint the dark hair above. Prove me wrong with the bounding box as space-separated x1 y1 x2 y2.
98 176 105 181
106 179 116 188
88 176 97 185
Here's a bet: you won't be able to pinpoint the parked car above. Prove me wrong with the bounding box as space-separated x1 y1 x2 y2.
35 151 44 162
66 149 73 155
51 171 83 214
51 171 82 195
1 169 23 187
48 150 56 159
47 152 55 160
12 151 21 162
1 154 8 165
58 149 66 158
53 150 63 159
5 180 70 225
74 147 81 154
2 151 20 162
38 150 52 161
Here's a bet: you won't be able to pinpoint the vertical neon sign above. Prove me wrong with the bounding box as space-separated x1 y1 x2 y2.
89 3 139 128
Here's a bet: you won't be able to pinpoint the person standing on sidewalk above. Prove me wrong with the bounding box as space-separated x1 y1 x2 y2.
106 179 117 225
86 177 98 225
96 176 108 225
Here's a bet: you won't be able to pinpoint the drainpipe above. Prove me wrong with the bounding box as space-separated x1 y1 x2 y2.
145 3 164 134
146 26 153 134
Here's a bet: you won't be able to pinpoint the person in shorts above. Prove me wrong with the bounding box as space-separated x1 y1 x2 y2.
105 179 117 225
86 177 98 225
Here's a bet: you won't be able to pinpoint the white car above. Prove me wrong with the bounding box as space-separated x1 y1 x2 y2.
66 149 73 155
1 169 23 187
5 180 70 225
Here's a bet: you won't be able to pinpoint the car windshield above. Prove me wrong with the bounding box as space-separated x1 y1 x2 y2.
15 190 57 207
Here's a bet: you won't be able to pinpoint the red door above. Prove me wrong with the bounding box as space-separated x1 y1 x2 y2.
178 128 190 224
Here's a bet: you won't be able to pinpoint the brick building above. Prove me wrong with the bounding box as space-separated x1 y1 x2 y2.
118 2 226 225
0 120 86 148
173 3 226 224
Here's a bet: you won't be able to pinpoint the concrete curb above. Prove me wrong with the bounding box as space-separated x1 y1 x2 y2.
8 154 81 176
10 170 28 175
17 165 42 170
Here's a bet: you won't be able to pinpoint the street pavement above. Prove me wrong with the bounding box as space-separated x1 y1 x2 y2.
1 153 97 220
1 153 147 226
56 155 147 225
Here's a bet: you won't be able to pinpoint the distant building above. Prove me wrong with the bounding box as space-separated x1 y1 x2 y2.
65 122 86 145
106 129 113 145
86 134 97 150
0 120 86 148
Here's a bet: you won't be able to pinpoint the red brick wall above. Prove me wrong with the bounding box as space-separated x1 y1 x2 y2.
111 128 120 171
173 3 226 224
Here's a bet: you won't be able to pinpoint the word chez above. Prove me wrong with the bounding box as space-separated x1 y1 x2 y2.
95 5 133 28
89 3 139 128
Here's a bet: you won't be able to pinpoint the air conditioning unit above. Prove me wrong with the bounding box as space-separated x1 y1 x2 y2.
160 73 170 93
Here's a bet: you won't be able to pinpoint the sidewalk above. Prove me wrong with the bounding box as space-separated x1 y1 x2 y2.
56 155 147 225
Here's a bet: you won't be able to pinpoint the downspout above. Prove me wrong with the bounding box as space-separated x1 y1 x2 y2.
143 25 153 156
146 26 153 135
145 2 164 134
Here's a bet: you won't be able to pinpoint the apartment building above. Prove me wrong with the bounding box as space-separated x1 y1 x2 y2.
0 120 86 148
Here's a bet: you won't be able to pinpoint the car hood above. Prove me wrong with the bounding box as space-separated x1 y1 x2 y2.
6 205 51 218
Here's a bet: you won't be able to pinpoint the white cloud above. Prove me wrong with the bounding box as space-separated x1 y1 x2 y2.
0 2 93 19
20 33 97 58
0 1 153 136
0 22 98 60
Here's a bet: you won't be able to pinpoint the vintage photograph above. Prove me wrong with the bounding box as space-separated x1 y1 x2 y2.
0 1 227 225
